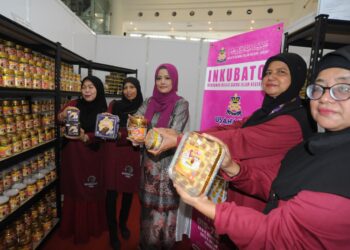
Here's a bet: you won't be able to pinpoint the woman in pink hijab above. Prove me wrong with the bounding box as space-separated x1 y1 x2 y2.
134 63 189 249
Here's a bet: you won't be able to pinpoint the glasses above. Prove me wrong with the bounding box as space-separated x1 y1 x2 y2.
306 83 350 101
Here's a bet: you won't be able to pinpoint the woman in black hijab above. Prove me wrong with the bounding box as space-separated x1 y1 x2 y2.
58 75 108 244
103 77 143 250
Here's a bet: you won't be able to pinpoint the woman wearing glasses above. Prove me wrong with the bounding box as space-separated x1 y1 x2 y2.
174 45 350 249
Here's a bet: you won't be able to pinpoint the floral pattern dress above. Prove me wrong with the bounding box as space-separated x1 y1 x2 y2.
136 97 189 249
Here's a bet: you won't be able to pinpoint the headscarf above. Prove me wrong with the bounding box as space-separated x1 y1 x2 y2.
242 52 307 128
76 75 107 132
144 63 181 127
112 77 143 127
314 45 350 78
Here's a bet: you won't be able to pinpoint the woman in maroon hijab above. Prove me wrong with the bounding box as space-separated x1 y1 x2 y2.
134 63 189 249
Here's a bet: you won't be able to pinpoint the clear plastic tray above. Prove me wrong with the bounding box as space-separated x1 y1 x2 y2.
95 113 119 139
168 132 224 197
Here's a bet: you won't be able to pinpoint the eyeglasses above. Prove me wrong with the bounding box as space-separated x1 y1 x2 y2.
306 83 350 101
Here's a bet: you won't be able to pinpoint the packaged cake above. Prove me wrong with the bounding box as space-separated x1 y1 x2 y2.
145 129 163 150
127 115 147 141
65 122 80 137
95 113 119 139
168 132 224 197
66 109 79 122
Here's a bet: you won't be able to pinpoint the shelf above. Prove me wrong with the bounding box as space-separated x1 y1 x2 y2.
0 179 57 230
0 140 56 169
0 87 56 97
60 91 81 97
105 94 122 98
34 218 60 249
85 61 137 74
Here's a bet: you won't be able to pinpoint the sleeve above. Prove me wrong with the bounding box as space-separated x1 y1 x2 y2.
208 115 303 160
214 191 350 249
169 98 189 133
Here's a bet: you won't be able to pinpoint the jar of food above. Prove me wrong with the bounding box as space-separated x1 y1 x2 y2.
12 100 22 115
14 218 25 235
41 100 48 112
41 214 52 233
11 165 23 184
33 173 45 190
0 135 12 158
37 154 44 170
23 211 32 226
20 100 30 114
145 129 164 151
41 113 51 127
16 44 24 58
12 182 27 203
41 75 49 89
32 114 40 128
28 59 36 74
48 99 54 111
2 226 17 249
0 196 10 219
17 230 32 250
4 40 16 56
18 57 29 73
11 134 22 154
2 100 13 116
24 114 33 130
48 164 56 181
14 70 25 88
31 100 41 114
127 115 148 141
23 71 33 89
48 76 55 90
35 61 44 75
15 115 25 132
31 220 44 242
32 73 42 89
30 130 39 147
4 188 20 211
3 68 15 88
40 168 50 184
5 116 16 134
2 169 13 190
21 161 31 178
23 47 32 60
44 128 52 141
8 55 18 71
21 131 31 150
0 51 9 68
0 117 6 135
37 128 45 144
30 158 38 174
23 177 37 197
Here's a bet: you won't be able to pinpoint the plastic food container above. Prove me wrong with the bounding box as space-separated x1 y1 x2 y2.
168 132 224 197
95 113 119 139
145 129 163 150
127 115 147 141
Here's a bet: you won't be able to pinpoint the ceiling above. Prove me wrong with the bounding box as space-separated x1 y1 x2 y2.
115 0 318 40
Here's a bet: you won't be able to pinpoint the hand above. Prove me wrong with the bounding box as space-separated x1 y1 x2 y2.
201 133 240 177
146 128 180 155
126 136 145 146
58 106 79 122
79 128 89 143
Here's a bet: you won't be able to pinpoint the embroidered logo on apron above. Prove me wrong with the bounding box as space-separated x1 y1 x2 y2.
121 165 134 178
84 175 98 188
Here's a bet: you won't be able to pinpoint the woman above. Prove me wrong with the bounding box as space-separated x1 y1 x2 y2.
175 45 350 249
133 63 189 249
57 75 107 244
151 52 314 212
103 77 143 250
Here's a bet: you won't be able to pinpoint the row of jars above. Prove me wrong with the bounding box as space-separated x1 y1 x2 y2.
0 127 55 159
0 188 57 250
0 99 55 117
60 73 81 92
0 149 55 192
0 167 57 220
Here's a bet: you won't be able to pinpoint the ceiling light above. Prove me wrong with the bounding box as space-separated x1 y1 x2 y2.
134 27 138 31
130 33 142 37
144 35 171 39
251 20 255 24
168 22 171 25
190 37 201 41
209 27 213 31
203 38 218 42
208 21 211 25
175 36 186 40
129 22 133 25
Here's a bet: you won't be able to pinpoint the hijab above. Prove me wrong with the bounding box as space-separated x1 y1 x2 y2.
243 52 307 128
112 77 144 127
76 75 107 132
144 63 181 127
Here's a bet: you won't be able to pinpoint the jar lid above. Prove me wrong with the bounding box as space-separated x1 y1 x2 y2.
0 195 9 204
12 182 26 190
23 177 36 185
4 188 19 197
33 173 44 180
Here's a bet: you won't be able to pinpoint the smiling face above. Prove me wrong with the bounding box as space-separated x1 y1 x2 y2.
123 82 137 101
155 68 173 94
81 80 97 102
310 67 350 131
262 61 292 98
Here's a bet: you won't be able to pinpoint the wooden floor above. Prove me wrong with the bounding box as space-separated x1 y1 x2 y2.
41 193 192 250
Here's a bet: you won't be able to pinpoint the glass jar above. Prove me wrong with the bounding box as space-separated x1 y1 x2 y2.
23 177 37 197
21 161 31 178
41 214 52 233
11 166 23 184
41 113 51 127
14 70 25 88
127 115 148 141
31 100 41 114
3 68 15 87
0 135 12 158
2 100 13 117
2 169 13 190
17 231 32 250
12 182 27 203
0 117 6 135
40 168 50 184
32 114 40 128
33 173 45 190
23 211 32 226
16 44 24 58
30 158 38 174
12 100 22 115
23 47 32 60
12 133 22 154
4 40 16 56
32 73 42 89
37 128 45 144
3 188 20 211
14 218 25 236
8 55 18 71
44 128 52 141
5 116 16 134
41 75 49 89
0 51 9 68
31 220 44 242
2 226 17 249
41 100 48 112
18 57 29 72
37 154 44 170
0 196 10 220
30 130 39 147
15 115 25 132
28 59 36 74
23 71 33 89
21 131 32 150
21 100 30 114
24 114 33 130
37 200 47 216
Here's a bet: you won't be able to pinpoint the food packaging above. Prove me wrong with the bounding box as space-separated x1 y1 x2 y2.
66 109 79 122
207 176 228 204
145 129 163 150
127 115 147 141
95 113 119 139
168 132 224 197
65 122 80 137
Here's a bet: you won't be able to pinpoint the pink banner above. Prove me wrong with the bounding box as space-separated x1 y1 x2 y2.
200 23 284 130
191 23 283 250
